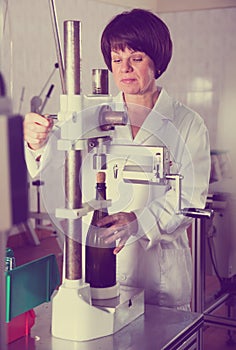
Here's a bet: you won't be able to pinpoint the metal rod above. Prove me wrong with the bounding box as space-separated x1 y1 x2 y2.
204 293 229 315
165 174 183 213
38 84 55 114
64 20 82 280
48 0 66 94
192 218 206 313
64 20 81 94
65 151 82 280
204 314 236 330
38 63 58 98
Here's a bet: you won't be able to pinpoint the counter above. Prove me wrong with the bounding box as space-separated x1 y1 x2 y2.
8 303 203 350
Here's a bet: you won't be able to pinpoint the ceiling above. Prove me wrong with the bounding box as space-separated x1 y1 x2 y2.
96 0 236 12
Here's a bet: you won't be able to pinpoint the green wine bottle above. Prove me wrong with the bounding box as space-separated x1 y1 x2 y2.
85 172 118 299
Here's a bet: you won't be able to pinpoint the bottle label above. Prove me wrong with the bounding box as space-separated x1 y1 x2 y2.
86 246 116 288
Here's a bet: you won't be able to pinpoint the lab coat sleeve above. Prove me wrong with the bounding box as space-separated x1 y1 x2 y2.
133 119 211 250
24 139 55 179
24 124 60 178
24 142 46 178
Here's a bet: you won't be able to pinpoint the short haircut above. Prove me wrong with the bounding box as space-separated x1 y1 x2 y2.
101 8 173 79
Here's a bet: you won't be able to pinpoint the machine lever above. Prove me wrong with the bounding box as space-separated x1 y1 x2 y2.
181 207 214 219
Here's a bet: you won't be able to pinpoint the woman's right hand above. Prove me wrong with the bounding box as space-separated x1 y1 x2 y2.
24 113 53 150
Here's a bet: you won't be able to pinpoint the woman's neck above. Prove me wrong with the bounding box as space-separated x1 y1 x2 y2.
123 88 160 139
123 87 159 109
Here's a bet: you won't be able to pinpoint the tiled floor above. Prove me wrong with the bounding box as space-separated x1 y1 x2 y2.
6 227 236 349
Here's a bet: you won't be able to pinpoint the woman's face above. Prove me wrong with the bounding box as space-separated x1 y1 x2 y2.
111 47 156 96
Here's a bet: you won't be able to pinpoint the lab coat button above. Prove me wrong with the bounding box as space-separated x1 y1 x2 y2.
120 274 127 281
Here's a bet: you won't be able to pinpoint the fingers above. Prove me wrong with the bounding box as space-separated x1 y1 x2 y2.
104 228 125 245
25 113 49 126
113 242 125 255
96 212 138 253
24 132 50 147
97 213 117 228
113 233 130 254
97 213 125 241
24 113 53 150
97 212 137 230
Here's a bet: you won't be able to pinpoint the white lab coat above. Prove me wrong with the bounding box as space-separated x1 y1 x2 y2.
25 87 210 309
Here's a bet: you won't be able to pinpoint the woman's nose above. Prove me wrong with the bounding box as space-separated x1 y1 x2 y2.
121 59 133 73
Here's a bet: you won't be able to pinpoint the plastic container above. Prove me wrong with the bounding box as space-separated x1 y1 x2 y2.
7 310 36 343
5 254 60 343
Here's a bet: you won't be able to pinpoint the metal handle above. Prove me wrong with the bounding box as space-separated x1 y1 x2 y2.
181 207 214 219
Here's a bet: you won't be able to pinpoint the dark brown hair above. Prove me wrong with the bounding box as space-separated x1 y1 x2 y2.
101 8 172 79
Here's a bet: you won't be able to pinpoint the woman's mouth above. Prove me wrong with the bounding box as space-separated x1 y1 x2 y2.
121 78 136 84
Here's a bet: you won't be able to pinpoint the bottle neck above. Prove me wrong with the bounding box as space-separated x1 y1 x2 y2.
96 183 106 201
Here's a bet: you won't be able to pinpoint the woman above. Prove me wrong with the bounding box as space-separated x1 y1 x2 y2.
24 9 210 309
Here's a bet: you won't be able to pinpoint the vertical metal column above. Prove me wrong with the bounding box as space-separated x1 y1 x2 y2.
64 21 82 280
191 218 206 350
192 218 206 313
64 21 81 95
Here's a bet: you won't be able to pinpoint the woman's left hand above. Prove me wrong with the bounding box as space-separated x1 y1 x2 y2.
97 212 138 254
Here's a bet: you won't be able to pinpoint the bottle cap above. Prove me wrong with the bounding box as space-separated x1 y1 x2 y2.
96 171 106 183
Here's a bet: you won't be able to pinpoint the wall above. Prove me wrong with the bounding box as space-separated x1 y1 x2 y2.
0 0 235 177
158 8 236 154
1 1 236 155
1 0 126 115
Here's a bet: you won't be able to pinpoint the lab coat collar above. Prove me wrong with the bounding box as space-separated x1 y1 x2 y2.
113 87 174 144
113 87 174 122
154 87 175 122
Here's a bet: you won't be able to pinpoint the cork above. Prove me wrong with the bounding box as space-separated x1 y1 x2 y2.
96 171 106 184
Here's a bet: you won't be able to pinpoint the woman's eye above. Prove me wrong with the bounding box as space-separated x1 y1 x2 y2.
132 57 143 62
112 58 121 63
